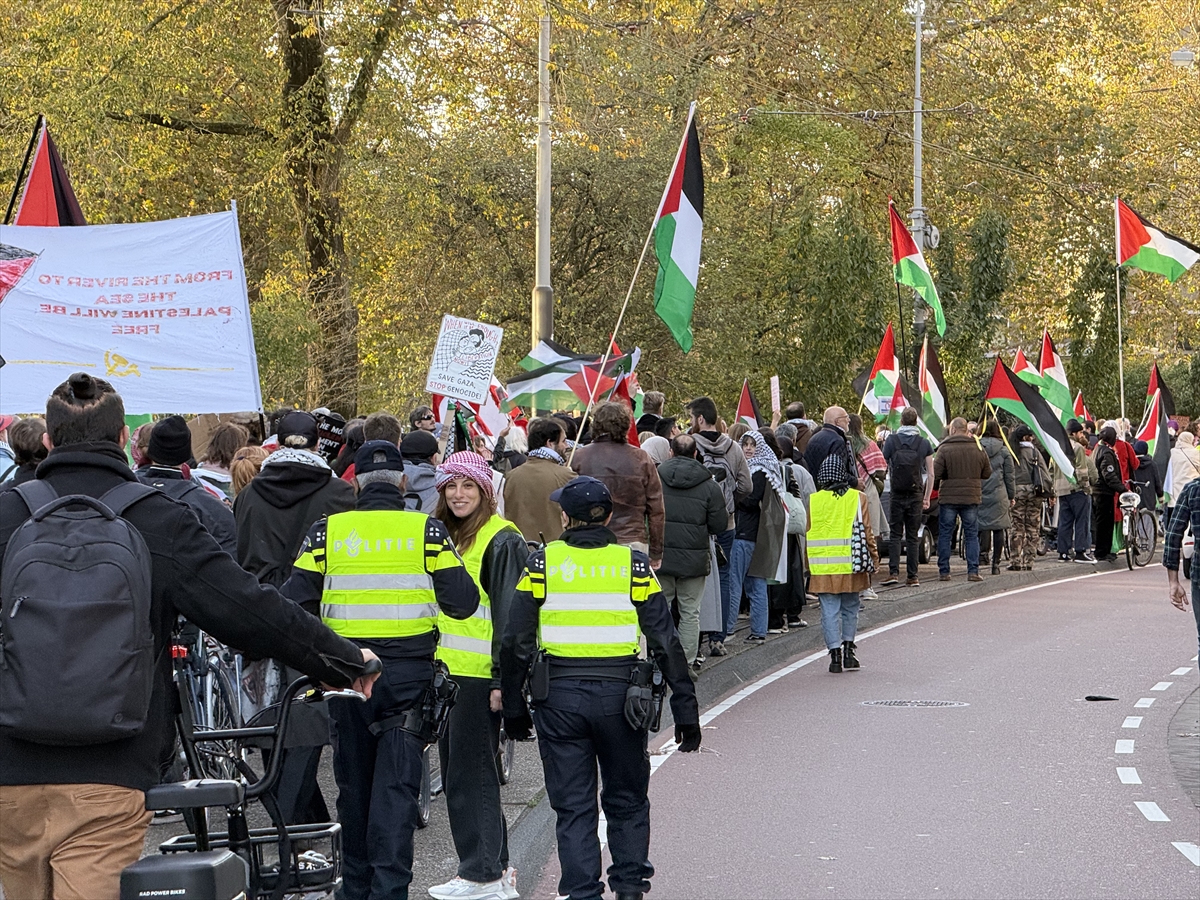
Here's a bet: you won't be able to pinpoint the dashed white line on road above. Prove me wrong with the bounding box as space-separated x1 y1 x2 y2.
1171 667 1192 675
1151 682 1173 691
1117 767 1141 784
1115 740 1135 754
1135 698 1155 708
1173 842 1200 866
1122 716 1143 728
1134 801 1170 822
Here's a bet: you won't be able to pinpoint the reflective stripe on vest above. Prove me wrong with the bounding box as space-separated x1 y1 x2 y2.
538 542 640 658
320 509 438 639
436 515 517 679
808 490 860 575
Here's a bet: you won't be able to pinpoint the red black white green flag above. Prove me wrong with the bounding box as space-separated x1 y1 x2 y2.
862 323 901 421
11 118 86 227
653 103 704 353
1136 388 1172 502
984 358 1075 476
917 337 949 444
889 201 945 336
0 243 38 306
1072 391 1091 424
736 379 763 429
1036 331 1072 426
1117 198 1198 284
1146 362 1176 417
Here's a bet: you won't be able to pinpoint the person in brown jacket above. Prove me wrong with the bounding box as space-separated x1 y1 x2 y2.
933 417 993 582
571 401 666 566
502 416 575 544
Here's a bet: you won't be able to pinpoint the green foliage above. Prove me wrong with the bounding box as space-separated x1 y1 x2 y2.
1066 247 1126 416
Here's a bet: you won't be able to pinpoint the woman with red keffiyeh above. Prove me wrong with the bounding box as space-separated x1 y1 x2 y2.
429 452 529 900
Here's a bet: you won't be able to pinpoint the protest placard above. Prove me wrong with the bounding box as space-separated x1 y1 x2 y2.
425 315 504 405
770 375 781 413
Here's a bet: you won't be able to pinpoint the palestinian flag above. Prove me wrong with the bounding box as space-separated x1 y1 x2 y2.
1036 331 1072 426
518 338 593 372
1073 390 1092 424
0 243 38 305
1147 362 1176 417
889 201 945 336
1117 198 1199 284
736 379 763 429
566 362 617 407
611 374 642 447
1136 388 1172 503
918 337 949 445
984 358 1076 477
653 103 704 353
1013 348 1042 387
862 324 901 421
12 118 87 226
884 377 917 431
505 348 639 412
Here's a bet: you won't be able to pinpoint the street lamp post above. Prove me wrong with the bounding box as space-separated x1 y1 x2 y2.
531 9 554 351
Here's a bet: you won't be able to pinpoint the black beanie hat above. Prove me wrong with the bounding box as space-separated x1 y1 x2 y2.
149 415 193 466
400 430 439 461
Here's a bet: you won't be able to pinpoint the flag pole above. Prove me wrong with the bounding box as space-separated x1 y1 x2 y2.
4 115 43 225
1114 196 1126 421
895 283 910 382
568 101 696 467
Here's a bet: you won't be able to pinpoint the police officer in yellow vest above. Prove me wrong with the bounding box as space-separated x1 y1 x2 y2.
282 440 479 900
427 451 529 900
500 476 701 900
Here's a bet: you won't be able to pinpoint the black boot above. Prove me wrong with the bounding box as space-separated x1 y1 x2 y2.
842 641 860 670
991 559 1001 575
829 647 843 673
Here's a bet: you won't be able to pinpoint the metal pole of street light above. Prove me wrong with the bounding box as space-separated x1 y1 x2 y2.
907 1 927 379
531 9 554 352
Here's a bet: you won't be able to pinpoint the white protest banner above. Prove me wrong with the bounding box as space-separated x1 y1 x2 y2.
425 315 504 405
0 210 262 414
770 375 781 413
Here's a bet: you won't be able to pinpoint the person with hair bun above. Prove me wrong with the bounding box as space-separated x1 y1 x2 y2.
427 452 528 900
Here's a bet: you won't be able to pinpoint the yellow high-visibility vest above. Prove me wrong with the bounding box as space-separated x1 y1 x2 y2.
808 489 861 576
538 542 641 658
436 515 519 679
317 510 439 638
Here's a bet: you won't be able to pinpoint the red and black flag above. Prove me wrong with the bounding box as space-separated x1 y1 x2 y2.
984 358 1075 476
6 117 86 227
736 379 763 429
0 243 38 306
1146 362 1176 418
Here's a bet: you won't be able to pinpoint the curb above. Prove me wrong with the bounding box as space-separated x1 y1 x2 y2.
505 557 1133 896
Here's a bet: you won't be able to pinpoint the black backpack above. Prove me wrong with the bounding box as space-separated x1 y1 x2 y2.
0 480 157 745
889 435 924 495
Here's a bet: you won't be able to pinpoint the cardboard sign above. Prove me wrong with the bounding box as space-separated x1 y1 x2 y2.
770 375 781 413
425 315 504 405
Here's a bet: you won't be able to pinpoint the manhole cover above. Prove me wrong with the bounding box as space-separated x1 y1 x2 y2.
861 700 970 708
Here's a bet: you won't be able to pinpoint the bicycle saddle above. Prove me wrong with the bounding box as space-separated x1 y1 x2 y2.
145 779 244 811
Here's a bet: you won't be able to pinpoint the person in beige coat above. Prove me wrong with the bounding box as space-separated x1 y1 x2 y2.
502 417 574 544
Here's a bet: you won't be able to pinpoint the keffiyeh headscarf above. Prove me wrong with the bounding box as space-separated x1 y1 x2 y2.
743 430 785 496
528 446 564 464
435 451 496 497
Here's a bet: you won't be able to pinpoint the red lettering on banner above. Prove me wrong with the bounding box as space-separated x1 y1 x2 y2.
111 324 161 335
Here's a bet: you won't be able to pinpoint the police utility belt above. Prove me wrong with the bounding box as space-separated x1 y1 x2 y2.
367 661 459 747
529 653 666 733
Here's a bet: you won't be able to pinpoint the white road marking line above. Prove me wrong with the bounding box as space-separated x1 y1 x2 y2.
1171 667 1192 675
1116 767 1141 784
653 570 1114 769
1135 698 1155 708
1115 740 1135 754
1123 716 1143 728
1172 842 1200 866
1134 801 1170 822
1151 682 1173 691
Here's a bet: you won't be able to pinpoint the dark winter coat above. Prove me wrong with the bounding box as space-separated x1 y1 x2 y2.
978 437 1015 530
139 466 237 556
657 455 727 578
0 443 369 792
804 425 860 490
1132 453 1163 512
933 434 992 506
233 457 355 588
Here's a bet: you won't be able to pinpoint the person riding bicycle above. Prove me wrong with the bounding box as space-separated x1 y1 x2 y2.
0 374 381 900
281 440 480 900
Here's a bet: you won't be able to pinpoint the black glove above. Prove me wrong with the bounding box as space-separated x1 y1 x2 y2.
503 713 534 742
675 723 701 753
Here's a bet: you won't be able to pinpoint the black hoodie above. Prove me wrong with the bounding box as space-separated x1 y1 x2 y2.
0 443 369 791
233 457 355 587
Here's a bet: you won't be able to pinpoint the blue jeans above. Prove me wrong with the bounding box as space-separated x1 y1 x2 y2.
713 528 736 641
819 592 861 649
1056 492 1091 557
728 538 769 638
938 503 980 575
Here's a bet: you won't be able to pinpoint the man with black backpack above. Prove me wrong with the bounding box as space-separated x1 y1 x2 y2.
882 407 934 586
1092 425 1127 562
0 373 380 900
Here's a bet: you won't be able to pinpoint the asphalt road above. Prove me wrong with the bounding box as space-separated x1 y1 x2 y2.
530 565 1200 899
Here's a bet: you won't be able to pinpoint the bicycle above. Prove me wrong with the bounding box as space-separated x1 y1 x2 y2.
1119 490 1157 569
121 663 379 900
172 628 244 781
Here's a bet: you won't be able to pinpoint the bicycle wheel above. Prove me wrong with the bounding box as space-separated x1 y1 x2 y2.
496 726 515 785
1133 509 1157 567
192 662 242 780
1125 520 1135 570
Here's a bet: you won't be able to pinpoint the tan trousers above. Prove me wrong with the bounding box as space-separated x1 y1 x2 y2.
0 783 151 900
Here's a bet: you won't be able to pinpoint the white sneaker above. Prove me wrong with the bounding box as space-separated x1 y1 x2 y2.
501 866 520 899
860 587 879 601
428 876 509 900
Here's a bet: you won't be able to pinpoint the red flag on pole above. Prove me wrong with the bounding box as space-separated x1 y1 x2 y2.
736 379 762 429
12 118 86 227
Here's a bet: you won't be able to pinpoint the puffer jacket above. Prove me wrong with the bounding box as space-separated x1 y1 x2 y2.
657 455 727 578
933 434 992 505
978 437 1015 530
